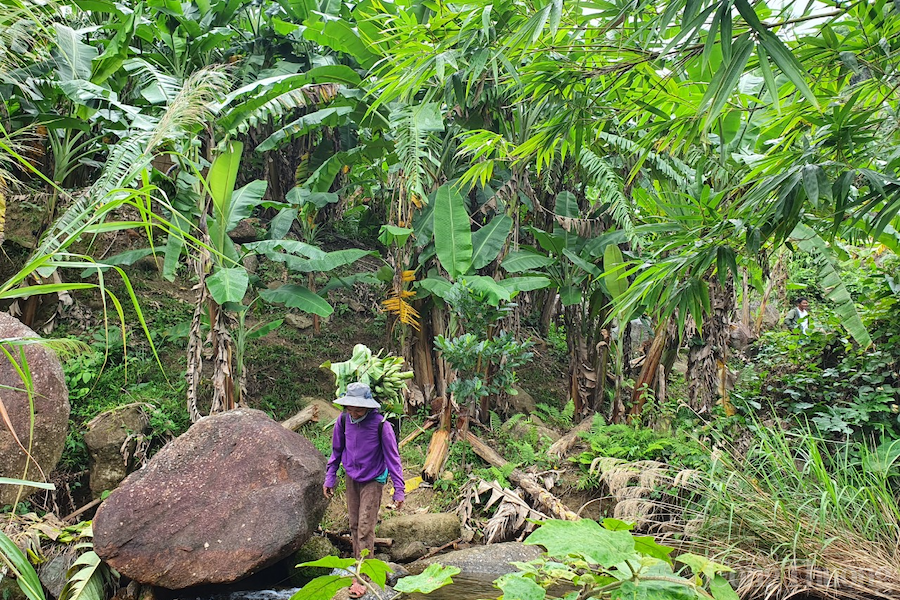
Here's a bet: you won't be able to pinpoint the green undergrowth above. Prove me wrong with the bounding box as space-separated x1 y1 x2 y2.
575 421 709 491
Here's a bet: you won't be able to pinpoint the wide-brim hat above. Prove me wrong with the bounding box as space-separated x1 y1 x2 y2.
334 382 380 409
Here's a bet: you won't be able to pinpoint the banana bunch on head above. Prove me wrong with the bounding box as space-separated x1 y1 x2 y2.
323 344 414 413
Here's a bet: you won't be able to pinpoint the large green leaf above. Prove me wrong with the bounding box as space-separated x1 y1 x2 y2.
303 20 379 68
471 214 512 270
0 530 45 600
60 551 104 600
418 276 454 300
360 559 393 588
495 572 546 600
790 223 872 348
260 284 334 317
394 564 460 594
226 180 268 232
282 249 373 273
268 208 297 240
502 248 555 273
433 184 473 279
209 141 243 248
244 239 327 260
466 275 512 305
288 575 352 600
610 578 698 600
498 276 552 295
709 574 740 600
525 519 637 567
206 267 249 304
297 556 356 570
286 187 338 210
603 244 628 300
378 225 414 247
256 107 353 152
53 25 97 81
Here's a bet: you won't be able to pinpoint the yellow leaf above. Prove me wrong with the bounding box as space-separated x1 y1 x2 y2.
405 476 423 493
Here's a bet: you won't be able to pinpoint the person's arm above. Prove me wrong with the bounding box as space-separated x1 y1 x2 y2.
323 413 345 497
783 307 798 331
381 420 405 504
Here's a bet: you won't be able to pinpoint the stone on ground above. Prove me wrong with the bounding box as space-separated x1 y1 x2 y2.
83 403 150 498
378 513 460 561
0 314 70 507
93 408 328 589
288 535 339 586
409 541 542 576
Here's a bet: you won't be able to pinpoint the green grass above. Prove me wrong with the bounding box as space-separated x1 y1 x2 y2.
673 424 900 599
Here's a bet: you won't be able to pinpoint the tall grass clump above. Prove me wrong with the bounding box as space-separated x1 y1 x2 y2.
677 424 900 600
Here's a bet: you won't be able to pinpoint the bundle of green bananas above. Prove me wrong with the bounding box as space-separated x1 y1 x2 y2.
322 344 414 411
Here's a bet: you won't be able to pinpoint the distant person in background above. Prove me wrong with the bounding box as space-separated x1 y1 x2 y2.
784 297 810 333
323 382 404 598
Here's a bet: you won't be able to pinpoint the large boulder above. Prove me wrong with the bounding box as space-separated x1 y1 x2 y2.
83 403 151 498
0 314 70 507
506 385 536 415
93 409 328 589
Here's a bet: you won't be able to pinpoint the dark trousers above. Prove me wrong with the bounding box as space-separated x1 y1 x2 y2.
346 477 384 559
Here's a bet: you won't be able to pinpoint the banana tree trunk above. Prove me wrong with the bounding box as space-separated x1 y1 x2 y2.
686 275 734 414
564 303 606 418
629 318 669 418
209 299 235 413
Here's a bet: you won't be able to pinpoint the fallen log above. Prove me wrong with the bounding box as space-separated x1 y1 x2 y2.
63 497 102 522
464 431 579 521
422 428 450 481
547 418 594 460
324 530 393 548
399 417 436 449
281 404 318 432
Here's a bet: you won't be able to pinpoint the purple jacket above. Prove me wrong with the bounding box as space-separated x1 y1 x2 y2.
325 410 405 502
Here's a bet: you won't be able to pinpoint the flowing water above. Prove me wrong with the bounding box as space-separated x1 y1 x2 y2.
175 572 501 600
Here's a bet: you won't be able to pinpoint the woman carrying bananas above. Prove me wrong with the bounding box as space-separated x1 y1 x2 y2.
323 382 405 598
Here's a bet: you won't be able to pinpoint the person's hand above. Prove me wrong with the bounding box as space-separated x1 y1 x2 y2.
393 499 404 510
323 485 334 499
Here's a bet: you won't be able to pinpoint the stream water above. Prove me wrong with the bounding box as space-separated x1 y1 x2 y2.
174 573 500 600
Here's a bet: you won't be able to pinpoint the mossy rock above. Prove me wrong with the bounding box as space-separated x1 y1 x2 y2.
287 535 339 587
0 576 29 600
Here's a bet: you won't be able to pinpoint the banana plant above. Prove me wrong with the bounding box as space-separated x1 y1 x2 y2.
180 140 271 420
499 191 625 416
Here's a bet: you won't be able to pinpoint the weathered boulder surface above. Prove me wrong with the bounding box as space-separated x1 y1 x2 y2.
93 409 328 589
84 403 150 498
409 542 542 576
0 314 70 507
378 513 460 561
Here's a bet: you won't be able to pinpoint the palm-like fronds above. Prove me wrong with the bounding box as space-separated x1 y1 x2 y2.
790 222 872 348
578 148 639 246
34 67 228 263
596 131 694 188
389 102 444 204
218 76 340 135
123 58 182 105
